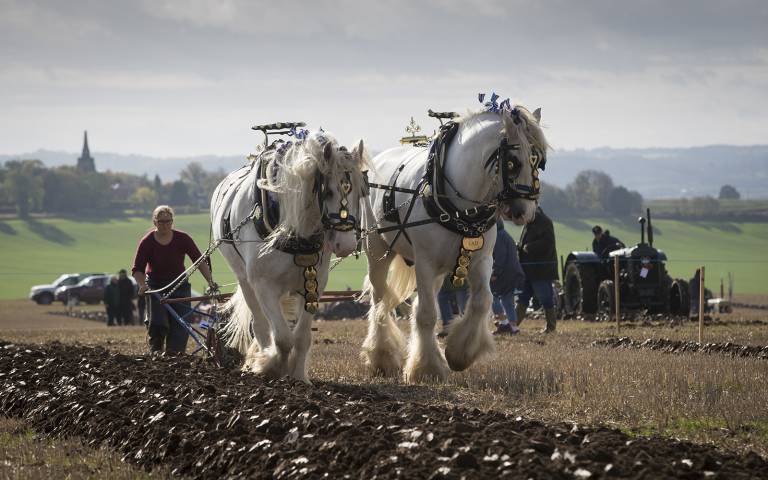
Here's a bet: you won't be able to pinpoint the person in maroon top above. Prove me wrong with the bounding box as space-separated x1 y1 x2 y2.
132 205 215 354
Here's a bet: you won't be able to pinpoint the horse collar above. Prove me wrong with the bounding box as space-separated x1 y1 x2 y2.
421 121 497 237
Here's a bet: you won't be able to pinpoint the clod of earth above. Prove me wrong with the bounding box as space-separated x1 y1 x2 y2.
0 341 765 479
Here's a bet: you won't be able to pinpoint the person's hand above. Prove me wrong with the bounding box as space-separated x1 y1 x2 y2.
205 282 219 295
138 284 148 295
522 245 529 253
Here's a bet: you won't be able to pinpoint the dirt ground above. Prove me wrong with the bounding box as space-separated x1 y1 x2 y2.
1 296 767 478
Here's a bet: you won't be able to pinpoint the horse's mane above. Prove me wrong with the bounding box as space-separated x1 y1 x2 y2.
459 107 549 153
256 131 370 248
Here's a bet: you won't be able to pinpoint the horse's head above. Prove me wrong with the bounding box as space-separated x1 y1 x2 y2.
306 133 370 257
495 106 548 225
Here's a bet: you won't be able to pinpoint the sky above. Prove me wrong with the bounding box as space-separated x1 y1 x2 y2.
1 0 767 157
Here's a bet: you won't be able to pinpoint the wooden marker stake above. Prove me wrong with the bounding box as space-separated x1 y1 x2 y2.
614 256 620 333
698 266 705 343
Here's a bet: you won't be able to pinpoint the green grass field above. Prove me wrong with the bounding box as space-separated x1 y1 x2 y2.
0 213 766 299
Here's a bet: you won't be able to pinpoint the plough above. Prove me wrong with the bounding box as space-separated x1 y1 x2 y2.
152 289 362 367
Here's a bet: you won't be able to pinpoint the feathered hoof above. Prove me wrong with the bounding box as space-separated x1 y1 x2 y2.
244 349 287 379
403 355 449 384
445 326 495 372
362 348 404 377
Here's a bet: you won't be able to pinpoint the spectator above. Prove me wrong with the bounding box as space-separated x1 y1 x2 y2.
437 276 469 337
103 276 120 327
117 269 135 325
491 219 525 335
591 225 624 258
132 205 216 355
517 206 559 333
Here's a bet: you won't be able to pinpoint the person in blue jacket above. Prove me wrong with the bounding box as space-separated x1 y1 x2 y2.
491 219 526 335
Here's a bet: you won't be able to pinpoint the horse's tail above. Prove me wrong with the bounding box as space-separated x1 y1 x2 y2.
388 254 416 309
218 286 253 354
361 253 416 312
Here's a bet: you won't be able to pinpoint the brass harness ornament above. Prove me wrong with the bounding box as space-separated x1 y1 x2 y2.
452 235 485 287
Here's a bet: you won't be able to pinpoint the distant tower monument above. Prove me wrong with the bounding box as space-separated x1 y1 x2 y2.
77 131 96 172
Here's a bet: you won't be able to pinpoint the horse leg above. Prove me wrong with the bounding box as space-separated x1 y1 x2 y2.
361 242 407 377
237 282 273 372
247 279 293 378
287 298 313 385
445 253 495 371
403 263 450 383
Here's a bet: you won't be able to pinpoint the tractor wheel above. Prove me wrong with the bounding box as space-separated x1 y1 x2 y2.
563 262 598 315
669 279 691 317
596 280 615 321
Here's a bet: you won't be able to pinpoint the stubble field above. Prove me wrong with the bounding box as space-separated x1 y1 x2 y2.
1 297 767 478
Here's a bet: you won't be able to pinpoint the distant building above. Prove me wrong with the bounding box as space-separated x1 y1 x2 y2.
77 131 95 172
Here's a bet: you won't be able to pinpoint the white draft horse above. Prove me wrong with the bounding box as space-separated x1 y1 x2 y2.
361 105 548 382
212 130 369 383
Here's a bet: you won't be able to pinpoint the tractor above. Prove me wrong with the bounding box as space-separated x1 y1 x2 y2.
561 209 690 318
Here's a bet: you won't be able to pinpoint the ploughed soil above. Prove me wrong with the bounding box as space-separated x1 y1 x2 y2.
593 337 768 360
1 342 766 479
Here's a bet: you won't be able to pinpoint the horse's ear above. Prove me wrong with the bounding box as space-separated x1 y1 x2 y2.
353 140 364 159
323 142 333 162
533 108 542 123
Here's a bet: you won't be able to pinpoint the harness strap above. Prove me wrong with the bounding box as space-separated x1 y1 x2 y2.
381 179 425 256
382 162 410 223
367 182 421 194
376 216 439 234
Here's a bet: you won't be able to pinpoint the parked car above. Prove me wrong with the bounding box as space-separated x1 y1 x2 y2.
55 275 139 305
55 275 108 305
29 273 104 305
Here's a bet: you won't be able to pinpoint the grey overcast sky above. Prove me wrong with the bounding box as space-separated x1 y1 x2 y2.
1 0 766 157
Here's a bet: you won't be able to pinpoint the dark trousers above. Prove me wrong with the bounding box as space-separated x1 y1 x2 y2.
106 306 119 326
118 303 134 326
147 281 191 354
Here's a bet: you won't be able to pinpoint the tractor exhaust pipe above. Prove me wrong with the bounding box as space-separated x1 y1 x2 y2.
647 208 654 247
638 216 646 244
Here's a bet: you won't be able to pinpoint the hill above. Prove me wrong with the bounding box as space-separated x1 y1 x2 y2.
544 145 768 199
3 144 767 198
0 214 765 300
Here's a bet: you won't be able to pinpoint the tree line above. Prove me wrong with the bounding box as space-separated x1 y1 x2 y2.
0 160 226 218
0 159 743 220
539 170 644 217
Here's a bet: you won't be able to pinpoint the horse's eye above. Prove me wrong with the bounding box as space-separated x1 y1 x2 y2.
505 153 522 176
325 190 334 200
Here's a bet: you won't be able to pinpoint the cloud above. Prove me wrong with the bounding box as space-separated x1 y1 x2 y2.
0 0 766 156
0 65 216 90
